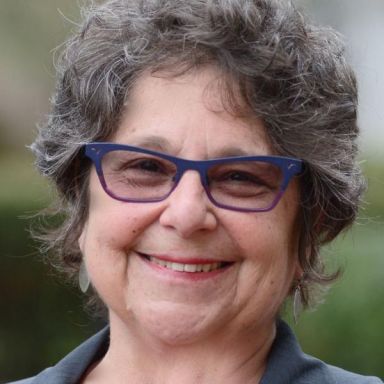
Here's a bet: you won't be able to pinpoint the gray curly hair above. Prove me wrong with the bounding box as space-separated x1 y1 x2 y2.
32 0 364 310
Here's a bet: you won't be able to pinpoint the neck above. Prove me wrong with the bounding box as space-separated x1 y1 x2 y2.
86 312 276 384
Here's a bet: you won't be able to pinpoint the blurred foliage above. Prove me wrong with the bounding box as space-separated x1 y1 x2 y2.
292 223 384 377
0 0 82 150
0 152 103 382
362 160 384 219
0 0 80 64
0 153 383 382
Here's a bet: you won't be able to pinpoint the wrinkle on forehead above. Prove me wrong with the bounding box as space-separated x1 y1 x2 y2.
115 67 274 157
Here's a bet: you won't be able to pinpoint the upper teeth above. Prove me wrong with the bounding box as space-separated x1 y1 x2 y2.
149 256 221 273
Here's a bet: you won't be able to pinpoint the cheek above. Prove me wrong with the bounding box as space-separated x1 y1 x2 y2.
94 211 143 248
79 210 138 315
79 185 166 303
236 216 299 318
85 170 143 244
227 212 297 260
85 171 162 251
79 176 159 303
223 200 300 291
81 205 162 267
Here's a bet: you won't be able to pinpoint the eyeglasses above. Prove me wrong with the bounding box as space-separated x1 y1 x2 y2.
84 143 303 212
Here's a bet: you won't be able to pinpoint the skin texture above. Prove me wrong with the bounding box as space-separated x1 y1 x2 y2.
79 67 301 383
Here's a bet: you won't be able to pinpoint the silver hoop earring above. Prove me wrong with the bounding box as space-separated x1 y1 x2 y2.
293 281 303 324
79 260 90 293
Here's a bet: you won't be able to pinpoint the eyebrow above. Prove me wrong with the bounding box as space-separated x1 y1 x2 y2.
124 136 263 158
128 136 171 152
215 147 255 158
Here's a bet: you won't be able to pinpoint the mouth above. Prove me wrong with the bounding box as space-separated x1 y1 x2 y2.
137 253 233 274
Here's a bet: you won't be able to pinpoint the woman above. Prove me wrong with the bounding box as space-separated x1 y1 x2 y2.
10 0 382 383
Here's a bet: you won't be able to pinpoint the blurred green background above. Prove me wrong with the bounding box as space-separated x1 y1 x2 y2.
0 1 383 382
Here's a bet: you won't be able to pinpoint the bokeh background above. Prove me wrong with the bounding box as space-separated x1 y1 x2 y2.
1 0 383 382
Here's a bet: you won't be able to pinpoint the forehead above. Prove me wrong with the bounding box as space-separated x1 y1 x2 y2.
113 67 274 157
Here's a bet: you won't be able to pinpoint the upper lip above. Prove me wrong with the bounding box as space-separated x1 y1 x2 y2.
136 251 234 265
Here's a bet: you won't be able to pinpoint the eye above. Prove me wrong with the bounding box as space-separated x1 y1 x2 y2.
215 170 268 186
115 157 171 176
224 171 260 183
129 158 166 174
208 161 283 191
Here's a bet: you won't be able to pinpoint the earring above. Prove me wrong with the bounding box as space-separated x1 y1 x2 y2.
293 279 303 324
79 260 90 293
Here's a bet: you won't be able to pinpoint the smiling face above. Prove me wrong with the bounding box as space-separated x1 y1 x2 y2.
79 67 301 346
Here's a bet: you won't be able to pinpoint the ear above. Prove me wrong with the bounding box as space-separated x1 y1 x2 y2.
291 259 303 283
292 241 304 282
78 221 89 255
293 241 311 281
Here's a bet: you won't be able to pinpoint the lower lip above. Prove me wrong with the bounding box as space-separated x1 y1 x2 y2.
139 254 233 281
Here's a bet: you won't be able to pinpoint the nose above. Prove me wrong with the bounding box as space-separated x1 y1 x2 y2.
159 171 218 238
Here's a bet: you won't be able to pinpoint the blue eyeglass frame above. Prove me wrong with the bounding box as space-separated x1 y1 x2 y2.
84 142 303 212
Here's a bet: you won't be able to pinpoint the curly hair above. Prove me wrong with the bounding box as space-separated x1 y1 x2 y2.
32 0 365 310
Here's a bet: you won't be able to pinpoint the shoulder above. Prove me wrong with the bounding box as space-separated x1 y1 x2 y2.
261 320 383 384
324 364 383 384
293 351 383 384
4 327 110 384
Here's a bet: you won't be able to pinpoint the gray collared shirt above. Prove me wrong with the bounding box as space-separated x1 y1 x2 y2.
8 321 383 384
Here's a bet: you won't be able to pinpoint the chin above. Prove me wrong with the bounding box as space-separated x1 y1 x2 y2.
133 303 222 346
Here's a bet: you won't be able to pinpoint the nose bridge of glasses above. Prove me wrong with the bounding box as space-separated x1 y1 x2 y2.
174 158 210 188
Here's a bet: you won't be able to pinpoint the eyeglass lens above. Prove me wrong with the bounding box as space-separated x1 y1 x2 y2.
100 149 285 210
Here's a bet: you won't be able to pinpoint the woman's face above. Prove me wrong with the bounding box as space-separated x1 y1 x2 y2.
79 67 301 345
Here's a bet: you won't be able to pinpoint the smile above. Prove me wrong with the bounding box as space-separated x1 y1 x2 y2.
138 252 232 273
149 256 226 273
